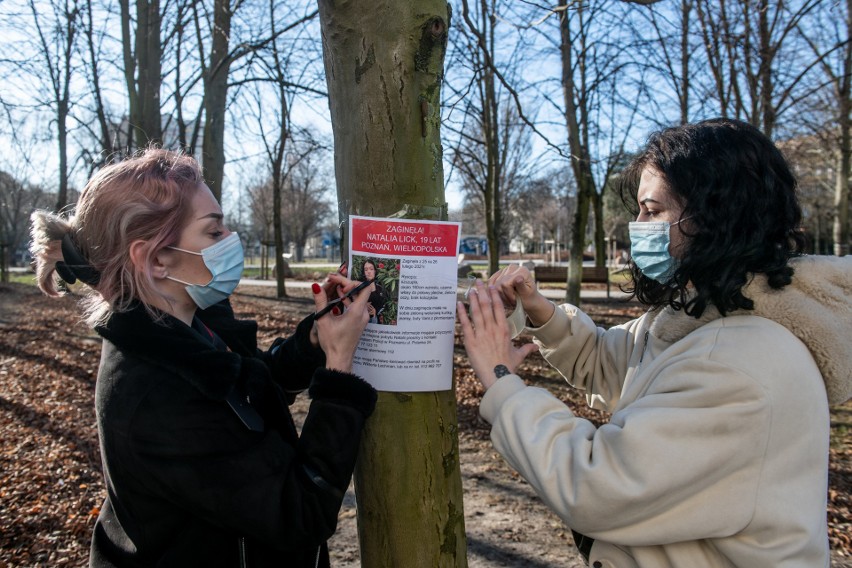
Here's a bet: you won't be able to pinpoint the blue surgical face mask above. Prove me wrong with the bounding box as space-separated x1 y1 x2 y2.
628 218 690 283
166 233 244 309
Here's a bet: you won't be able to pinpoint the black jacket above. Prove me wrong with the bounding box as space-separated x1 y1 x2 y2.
89 300 376 567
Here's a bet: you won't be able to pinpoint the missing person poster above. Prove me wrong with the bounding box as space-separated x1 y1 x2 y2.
348 215 462 392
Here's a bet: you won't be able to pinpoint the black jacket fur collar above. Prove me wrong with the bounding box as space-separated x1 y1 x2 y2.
95 300 258 400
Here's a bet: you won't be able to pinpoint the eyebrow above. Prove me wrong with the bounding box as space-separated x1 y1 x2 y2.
197 212 224 221
639 197 663 206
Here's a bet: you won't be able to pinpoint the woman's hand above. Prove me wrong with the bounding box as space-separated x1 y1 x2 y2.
367 303 377 317
311 275 370 372
457 280 539 390
309 268 351 347
488 264 555 327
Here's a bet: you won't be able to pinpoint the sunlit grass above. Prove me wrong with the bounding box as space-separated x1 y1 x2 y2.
4 272 37 286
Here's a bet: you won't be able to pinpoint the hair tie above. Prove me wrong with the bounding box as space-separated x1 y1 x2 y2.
56 233 101 286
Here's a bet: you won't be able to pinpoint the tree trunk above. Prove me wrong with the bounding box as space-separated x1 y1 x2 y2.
592 191 605 267
567 187 590 304
835 124 850 256
317 2 467 566
119 0 137 153
137 0 162 146
203 0 232 202
56 100 69 211
559 0 596 306
83 0 113 159
757 0 775 137
834 0 851 256
679 0 691 124
273 174 288 297
119 0 162 150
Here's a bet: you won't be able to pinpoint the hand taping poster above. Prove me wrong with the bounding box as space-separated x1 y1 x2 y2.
348 215 462 392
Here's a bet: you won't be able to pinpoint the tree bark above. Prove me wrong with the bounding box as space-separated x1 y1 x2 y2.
202 0 232 202
834 82 851 256
317 1 467 566
29 0 76 211
119 0 162 150
559 0 596 305
833 0 851 256
679 0 691 124
137 0 162 146
83 0 114 160
119 0 138 152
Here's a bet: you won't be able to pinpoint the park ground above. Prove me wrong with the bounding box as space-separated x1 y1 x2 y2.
0 278 850 567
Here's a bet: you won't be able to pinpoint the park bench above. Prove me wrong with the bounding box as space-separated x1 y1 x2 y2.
534 265 611 298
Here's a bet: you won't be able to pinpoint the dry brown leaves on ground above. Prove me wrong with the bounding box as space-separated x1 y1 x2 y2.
0 282 850 566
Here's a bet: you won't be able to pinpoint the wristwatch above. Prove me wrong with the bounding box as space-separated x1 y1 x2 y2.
494 364 511 379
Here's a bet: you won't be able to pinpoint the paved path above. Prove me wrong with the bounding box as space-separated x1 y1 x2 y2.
239 278 631 301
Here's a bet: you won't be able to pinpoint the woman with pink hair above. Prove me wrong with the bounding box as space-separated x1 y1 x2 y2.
30 148 376 568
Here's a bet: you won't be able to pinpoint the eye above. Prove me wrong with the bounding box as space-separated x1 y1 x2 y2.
210 230 224 239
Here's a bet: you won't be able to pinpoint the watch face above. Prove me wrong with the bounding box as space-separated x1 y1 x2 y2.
494 364 511 378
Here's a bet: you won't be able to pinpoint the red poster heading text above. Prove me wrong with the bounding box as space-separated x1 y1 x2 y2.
351 218 459 257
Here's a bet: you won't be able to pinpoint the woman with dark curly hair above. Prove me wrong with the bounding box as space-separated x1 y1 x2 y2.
458 119 851 567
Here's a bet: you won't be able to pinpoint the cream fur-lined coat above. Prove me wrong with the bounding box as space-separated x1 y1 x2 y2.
484 256 851 568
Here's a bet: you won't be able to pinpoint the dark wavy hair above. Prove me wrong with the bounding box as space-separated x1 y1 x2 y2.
619 118 805 318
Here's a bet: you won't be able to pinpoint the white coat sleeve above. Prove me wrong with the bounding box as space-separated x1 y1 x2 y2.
479 328 771 547
524 303 645 411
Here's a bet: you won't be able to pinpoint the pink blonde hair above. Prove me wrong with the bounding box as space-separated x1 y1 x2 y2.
30 148 205 327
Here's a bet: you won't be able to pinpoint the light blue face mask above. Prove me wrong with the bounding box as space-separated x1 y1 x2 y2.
628 218 690 283
166 233 245 309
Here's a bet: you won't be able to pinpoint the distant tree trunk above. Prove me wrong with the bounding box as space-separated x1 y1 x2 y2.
29 0 77 211
272 166 287 297
834 0 851 256
83 0 115 160
592 192 605 267
202 0 232 202
119 0 137 152
269 11 292 299
137 0 162 146
559 0 597 305
483 62 502 275
835 93 850 256
317 1 467 566
679 0 691 124
56 97 70 212
120 0 162 150
478 5 502 276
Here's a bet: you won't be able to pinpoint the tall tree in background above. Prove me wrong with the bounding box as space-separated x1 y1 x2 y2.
695 0 822 138
801 0 851 256
514 172 575 255
200 0 232 201
249 0 295 298
449 102 534 269
28 0 80 211
80 0 125 166
453 0 525 275
317 1 467 565
120 0 163 149
197 1 319 201
829 0 851 256
639 0 695 124
280 141 332 262
168 0 205 155
0 169 52 276
556 0 637 304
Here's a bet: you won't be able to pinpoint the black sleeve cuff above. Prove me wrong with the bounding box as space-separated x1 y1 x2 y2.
293 313 326 365
309 369 378 418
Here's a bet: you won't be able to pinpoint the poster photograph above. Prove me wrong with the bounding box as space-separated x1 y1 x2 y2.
348 215 462 392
